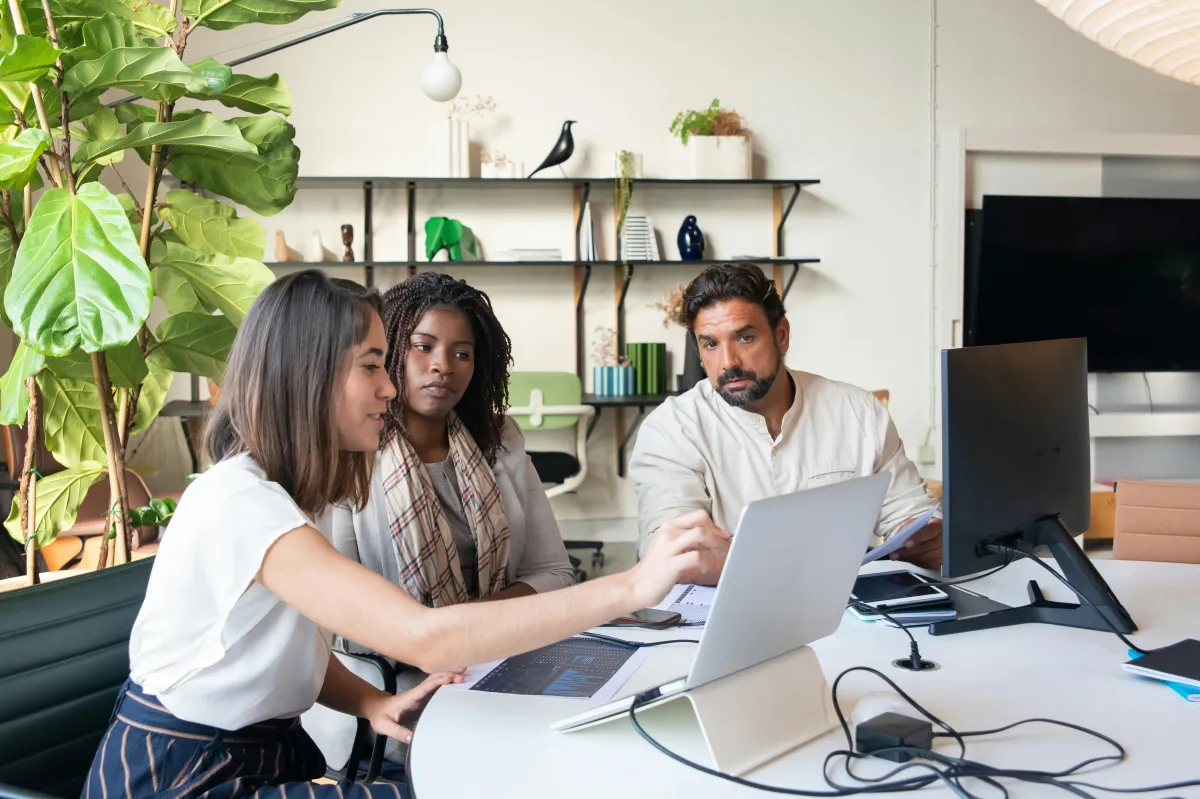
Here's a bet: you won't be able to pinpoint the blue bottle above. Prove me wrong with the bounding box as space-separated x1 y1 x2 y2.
677 215 705 261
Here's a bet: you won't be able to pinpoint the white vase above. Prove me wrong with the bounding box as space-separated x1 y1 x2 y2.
687 136 751 179
613 152 644 178
307 230 325 262
450 119 470 178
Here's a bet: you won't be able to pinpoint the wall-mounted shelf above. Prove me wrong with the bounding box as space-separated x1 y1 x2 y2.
236 175 821 382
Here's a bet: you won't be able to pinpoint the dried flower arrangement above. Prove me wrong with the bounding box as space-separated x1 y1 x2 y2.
447 94 496 120
480 149 512 167
592 327 629 366
652 284 688 328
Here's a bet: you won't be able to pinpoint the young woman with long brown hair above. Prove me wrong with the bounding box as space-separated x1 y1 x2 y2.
83 271 706 797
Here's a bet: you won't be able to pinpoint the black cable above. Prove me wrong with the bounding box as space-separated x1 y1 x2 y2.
985 546 1147 655
845 601 932 671
578 631 698 649
628 664 1141 797
1141 373 1154 414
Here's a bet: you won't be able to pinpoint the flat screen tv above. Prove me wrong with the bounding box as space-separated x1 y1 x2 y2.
964 195 1200 373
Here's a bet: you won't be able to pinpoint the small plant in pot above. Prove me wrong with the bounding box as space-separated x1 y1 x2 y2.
669 98 751 179
128 497 177 545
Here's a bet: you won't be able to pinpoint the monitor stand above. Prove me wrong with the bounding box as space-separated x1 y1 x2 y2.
928 514 1137 637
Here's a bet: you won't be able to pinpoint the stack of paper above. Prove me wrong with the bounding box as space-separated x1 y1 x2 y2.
494 248 563 262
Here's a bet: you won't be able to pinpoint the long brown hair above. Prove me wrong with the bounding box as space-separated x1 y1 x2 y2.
203 270 382 516
380 273 513 465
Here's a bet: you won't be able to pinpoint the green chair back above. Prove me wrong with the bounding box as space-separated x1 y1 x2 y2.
509 372 582 432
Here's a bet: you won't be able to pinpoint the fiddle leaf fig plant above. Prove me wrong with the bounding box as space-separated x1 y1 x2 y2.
0 0 333 583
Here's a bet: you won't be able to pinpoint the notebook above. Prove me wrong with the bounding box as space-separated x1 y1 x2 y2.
1123 639 1200 700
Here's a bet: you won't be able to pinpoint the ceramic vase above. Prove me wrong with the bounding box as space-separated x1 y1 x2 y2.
677 216 705 261
687 135 751 179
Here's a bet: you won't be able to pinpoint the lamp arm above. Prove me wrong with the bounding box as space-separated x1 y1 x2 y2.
226 8 449 68
105 7 449 108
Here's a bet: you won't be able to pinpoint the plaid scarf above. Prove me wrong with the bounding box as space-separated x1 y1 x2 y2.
379 414 510 607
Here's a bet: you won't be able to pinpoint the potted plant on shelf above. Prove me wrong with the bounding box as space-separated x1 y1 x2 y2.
669 98 752 179
0 0 301 585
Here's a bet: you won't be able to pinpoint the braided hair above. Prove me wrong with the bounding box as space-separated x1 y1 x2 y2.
381 273 513 465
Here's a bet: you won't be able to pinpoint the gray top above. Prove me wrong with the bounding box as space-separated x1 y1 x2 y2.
423 456 478 598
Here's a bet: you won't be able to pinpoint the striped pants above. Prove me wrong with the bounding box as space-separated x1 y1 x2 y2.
83 680 406 798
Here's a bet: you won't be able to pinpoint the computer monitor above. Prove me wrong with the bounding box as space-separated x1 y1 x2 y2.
929 338 1137 637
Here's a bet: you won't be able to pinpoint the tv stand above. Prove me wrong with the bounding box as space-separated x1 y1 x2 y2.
928 514 1137 637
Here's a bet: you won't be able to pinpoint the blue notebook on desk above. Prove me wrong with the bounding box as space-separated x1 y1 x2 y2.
1127 648 1200 702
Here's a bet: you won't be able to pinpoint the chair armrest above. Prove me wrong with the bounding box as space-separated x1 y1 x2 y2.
0 783 55 799
335 651 398 783
508 404 596 429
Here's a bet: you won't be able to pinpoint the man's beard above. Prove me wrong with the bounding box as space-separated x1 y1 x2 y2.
715 361 781 407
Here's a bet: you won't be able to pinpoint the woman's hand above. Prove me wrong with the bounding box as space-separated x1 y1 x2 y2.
364 672 464 743
626 512 714 607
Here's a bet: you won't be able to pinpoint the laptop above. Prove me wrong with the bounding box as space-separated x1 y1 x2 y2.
552 473 891 732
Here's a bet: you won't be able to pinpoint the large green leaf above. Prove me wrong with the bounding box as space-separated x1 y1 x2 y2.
158 241 272 325
71 107 124 167
44 341 147 390
0 34 61 83
147 312 235 381
23 0 176 40
0 342 44 425
185 0 340 30
159 189 265 259
63 46 219 104
37 369 106 469
0 128 50 191
4 183 152 357
4 466 104 546
153 265 206 314
77 12 139 54
74 111 258 166
216 72 292 115
185 56 233 98
166 116 300 215
132 356 172 435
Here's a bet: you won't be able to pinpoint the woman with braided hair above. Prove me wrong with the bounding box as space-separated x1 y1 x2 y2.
332 271 575 609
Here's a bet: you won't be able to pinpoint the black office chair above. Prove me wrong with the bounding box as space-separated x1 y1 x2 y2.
0 559 153 798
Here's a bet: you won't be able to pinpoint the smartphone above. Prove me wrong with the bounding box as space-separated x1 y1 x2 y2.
602 608 683 629
850 570 949 610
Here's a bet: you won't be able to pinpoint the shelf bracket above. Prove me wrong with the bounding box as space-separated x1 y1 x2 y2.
586 406 602 439
406 180 417 277
617 406 648 478
575 263 592 381
781 261 801 301
574 181 591 260
776 182 803 257
616 263 635 354
363 180 374 287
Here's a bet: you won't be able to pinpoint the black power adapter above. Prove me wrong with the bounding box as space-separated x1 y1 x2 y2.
854 712 934 763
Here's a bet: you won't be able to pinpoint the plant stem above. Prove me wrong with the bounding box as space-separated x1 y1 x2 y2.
139 105 166 260
22 184 31 228
90 353 129 565
117 388 129 446
19 377 40 586
0 190 19 246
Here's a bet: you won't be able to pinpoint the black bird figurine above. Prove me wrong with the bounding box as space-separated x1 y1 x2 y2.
528 120 576 178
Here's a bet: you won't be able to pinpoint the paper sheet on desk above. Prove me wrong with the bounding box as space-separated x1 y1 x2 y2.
863 506 940 565
447 637 648 702
653 583 715 627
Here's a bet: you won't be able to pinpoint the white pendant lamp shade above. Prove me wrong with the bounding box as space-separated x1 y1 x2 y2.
1037 1 1200 86
422 51 462 102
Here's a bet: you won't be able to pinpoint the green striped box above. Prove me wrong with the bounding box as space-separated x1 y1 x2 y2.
626 342 668 395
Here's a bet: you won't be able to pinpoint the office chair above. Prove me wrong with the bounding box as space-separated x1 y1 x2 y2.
507 372 601 578
0 559 153 798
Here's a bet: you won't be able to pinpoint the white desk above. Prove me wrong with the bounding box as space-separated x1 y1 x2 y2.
410 560 1200 798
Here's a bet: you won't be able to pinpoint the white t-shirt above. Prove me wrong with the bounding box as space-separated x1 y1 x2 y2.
129 453 333 730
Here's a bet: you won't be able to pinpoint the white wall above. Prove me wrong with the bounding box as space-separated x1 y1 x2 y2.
29 0 1200 519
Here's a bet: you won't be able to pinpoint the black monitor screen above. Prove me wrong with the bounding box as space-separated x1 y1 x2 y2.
965 195 1200 372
